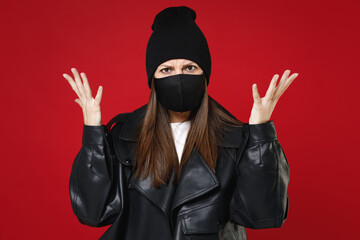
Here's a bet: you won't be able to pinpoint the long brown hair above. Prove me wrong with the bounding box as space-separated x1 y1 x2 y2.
133 77 244 188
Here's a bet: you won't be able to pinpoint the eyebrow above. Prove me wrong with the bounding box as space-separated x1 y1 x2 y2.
159 62 197 68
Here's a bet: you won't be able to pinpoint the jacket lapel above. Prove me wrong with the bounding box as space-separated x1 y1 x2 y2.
169 148 220 222
115 104 177 224
114 102 245 223
129 166 177 224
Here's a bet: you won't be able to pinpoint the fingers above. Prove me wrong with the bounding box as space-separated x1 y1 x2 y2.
252 83 261 104
283 72 298 93
63 68 95 102
273 70 290 98
264 74 279 101
80 72 93 99
94 86 103 104
63 73 82 99
74 98 82 108
71 68 86 99
273 70 298 99
280 69 291 84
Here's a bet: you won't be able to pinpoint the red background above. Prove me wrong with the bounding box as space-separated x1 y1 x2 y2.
1 0 359 239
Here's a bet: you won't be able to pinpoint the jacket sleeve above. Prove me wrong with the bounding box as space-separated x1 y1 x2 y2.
229 120 290 229
69 123 124 227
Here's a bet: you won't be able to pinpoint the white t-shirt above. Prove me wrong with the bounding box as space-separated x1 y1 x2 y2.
170 120 191 162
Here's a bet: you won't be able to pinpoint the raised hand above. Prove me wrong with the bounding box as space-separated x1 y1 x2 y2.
248 69 299 125
63 68 103 126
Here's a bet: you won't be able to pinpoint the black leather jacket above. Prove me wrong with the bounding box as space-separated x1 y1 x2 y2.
69 101 290 240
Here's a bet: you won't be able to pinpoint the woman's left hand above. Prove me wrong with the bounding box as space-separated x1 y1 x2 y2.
248 69 299 125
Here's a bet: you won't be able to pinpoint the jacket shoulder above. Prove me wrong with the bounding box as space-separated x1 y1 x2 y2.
105 112 130 135
105 103 147 136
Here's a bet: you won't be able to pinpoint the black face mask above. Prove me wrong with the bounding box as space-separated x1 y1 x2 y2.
154 73 205 112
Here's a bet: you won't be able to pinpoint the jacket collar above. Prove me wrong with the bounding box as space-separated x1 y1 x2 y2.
117 100 245 148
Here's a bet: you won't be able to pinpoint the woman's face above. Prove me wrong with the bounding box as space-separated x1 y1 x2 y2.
154 59 203 78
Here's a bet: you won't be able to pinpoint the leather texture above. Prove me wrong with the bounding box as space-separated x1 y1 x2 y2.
69 100 290 240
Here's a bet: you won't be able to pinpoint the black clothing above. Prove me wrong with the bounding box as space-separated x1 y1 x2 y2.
69 101 290 240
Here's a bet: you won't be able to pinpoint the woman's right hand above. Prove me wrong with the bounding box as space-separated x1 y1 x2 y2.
63 67 103 126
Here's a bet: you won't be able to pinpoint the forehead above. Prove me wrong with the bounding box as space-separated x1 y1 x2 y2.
159 59 198 66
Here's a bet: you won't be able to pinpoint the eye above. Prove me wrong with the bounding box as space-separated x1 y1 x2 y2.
160 67 171 73
185 65 197 71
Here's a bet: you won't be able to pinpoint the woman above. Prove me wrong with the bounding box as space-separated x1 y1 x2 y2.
64 6 297 240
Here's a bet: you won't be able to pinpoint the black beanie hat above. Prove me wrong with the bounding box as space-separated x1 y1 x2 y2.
146 6 211 89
